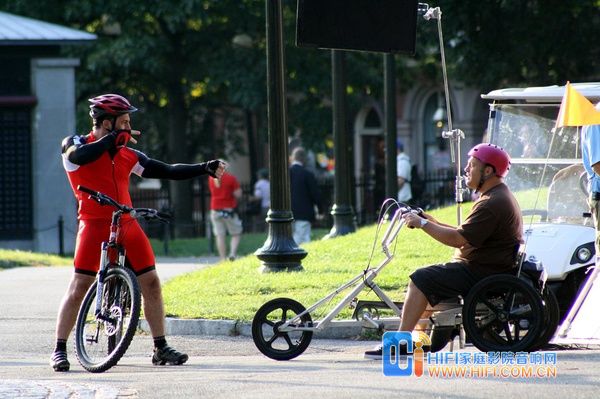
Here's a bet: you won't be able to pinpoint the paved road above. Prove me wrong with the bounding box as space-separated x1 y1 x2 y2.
2 261 600 398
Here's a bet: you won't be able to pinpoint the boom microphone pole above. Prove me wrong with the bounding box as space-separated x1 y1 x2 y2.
423 5 468 224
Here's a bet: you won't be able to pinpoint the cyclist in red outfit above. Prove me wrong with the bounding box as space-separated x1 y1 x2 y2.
51 93 225 372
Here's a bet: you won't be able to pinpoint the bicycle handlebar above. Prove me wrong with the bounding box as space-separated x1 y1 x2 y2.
77 185 171 222
77 184 100 197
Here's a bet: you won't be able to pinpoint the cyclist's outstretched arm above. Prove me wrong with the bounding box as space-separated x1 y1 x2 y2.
61 134 117 165
133 150 222 180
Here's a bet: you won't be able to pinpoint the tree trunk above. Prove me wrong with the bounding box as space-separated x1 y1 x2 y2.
166 70 194 238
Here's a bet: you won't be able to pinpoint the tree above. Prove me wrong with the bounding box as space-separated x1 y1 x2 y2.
436 0 600 91
2 0 598 235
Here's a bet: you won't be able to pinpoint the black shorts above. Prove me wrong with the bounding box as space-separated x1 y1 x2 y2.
410 262 484 306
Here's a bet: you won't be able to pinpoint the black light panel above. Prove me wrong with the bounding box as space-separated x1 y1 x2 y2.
296 0 418 54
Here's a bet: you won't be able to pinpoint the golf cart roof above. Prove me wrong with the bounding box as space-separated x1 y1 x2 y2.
482 82 600 103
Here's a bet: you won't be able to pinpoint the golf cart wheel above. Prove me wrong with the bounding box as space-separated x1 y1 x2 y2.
252 298 313 361
463 274 544 352
530 287 560 351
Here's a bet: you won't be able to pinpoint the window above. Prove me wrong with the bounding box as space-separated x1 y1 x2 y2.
0 57 30 95
0 107 32 239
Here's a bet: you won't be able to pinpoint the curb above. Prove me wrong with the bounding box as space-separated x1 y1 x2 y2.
139 318 377 339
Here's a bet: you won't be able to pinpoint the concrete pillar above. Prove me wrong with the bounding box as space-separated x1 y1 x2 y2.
31 58 79 254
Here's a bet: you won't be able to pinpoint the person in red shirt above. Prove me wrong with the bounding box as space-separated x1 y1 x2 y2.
208 171 243 261
52 93 225 372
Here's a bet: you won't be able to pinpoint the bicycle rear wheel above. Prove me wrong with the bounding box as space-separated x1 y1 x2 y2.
75 267 141 373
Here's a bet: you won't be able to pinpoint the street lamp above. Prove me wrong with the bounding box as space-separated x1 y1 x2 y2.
325 50 356 238
254 0 307 272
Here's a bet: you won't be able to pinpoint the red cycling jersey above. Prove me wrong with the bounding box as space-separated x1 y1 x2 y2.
62 133 144 220
61 131 214 275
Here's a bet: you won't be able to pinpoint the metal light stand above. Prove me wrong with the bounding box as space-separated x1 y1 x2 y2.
423 5 469 224
443 129 467 223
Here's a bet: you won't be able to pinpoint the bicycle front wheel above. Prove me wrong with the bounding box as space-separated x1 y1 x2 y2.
75 267 141 373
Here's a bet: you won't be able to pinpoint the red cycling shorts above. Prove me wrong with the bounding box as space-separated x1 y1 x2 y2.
74 218 156 276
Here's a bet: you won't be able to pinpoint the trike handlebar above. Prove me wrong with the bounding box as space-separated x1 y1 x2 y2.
380 204 423 256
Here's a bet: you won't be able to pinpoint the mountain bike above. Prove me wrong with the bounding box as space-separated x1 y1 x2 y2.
74 185 169 373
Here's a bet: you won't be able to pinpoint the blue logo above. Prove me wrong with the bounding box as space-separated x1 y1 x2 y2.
382 331 413 376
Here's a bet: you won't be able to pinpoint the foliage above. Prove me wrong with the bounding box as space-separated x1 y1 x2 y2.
437 0 600 91
3 0 597 151
1 0 598 232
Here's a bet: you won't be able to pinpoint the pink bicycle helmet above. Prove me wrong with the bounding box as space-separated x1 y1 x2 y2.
468 143 511 177
89 94 138 119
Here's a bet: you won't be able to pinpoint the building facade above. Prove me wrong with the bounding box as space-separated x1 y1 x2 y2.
0 11 95 253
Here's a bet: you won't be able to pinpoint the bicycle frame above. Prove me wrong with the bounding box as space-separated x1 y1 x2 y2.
278 207 407 333
94 209 127 322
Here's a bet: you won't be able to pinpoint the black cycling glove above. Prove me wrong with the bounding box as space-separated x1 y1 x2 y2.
204 160 221 178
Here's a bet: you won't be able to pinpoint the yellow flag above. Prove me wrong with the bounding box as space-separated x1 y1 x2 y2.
555 82 600 128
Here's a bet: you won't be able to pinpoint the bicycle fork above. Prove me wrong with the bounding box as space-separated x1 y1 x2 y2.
94 242 126 323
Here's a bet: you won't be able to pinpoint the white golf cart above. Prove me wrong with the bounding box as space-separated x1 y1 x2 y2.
482 82 600 323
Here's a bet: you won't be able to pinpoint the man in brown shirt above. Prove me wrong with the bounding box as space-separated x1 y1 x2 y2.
365 143 521 359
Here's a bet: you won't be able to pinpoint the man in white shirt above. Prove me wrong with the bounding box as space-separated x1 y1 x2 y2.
397 140 412 203
254 168 270 215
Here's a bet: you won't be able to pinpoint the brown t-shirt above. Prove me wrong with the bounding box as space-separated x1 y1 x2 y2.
453 183 523 275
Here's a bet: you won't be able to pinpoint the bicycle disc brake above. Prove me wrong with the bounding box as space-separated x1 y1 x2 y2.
103 305 123 336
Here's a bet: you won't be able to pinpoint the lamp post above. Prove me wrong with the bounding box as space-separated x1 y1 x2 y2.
325 50 356 238
255 0 307 272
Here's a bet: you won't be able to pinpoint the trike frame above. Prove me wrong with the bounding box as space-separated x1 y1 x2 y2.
276 205 407 334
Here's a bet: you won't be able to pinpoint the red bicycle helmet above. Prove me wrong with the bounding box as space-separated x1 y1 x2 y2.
467 143 511 177
88 94 138 119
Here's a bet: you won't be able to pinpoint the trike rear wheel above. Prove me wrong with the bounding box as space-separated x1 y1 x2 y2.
463 274 544 352
252 298 313 360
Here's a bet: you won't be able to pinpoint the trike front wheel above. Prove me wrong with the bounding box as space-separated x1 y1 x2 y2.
252 298 313 360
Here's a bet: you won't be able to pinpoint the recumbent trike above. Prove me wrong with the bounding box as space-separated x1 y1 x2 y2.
251 201 557 360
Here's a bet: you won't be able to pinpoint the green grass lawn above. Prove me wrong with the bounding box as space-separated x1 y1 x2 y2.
162 203 469 322
150 229 329 258
0 249 72 269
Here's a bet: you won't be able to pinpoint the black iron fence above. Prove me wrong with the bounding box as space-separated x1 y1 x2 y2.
131 170 456 239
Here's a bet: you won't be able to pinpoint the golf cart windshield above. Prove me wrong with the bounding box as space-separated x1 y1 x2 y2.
486 103 587 224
